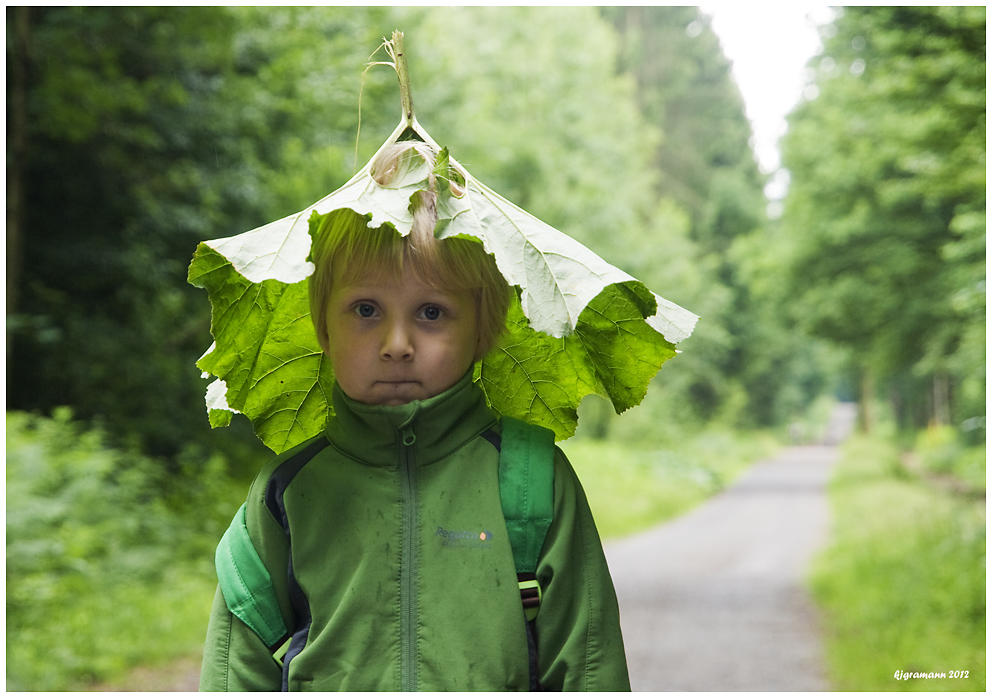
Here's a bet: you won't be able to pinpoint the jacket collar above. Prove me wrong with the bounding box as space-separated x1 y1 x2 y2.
324 371 498 466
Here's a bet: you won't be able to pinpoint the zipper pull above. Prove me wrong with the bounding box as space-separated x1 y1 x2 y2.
401 427 416 447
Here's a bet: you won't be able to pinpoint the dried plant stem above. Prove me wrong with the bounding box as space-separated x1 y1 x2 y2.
391 30 414 127
353 31 417 172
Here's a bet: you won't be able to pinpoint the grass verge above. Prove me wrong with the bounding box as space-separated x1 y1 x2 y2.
561 426 778 540
808 434 986 691
8 564 217 691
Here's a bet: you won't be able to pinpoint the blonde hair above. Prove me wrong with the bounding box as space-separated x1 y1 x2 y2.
308 142 510 361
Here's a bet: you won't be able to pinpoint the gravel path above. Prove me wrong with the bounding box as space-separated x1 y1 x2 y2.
605 404 856 691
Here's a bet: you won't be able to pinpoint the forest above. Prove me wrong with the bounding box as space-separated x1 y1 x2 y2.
6 6 985 690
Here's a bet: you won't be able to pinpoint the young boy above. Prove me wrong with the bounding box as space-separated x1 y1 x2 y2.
199 143 630 691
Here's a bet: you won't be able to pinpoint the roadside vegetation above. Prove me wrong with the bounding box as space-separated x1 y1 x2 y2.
809 427 986 692
564 430 777 541
563 393 781 540
5 411 251 691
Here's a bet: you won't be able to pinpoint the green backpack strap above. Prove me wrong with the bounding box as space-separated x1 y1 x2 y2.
215 503 290 660
498 417 555 622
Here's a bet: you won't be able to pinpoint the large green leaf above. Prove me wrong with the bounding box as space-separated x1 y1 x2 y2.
189 118 697 451
189 243 335 453
477 282 679 438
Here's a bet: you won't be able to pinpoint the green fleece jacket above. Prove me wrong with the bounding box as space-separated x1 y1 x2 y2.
199 373 630 691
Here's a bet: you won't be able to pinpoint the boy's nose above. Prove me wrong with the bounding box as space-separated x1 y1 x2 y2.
381 321 414 361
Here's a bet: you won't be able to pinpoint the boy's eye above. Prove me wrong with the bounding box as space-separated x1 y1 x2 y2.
355 303 377 318
420 306 443 321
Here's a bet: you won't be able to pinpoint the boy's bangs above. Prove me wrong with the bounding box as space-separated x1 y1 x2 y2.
407 237 489 292
336 229 489 294
415 238 495 290
333 227 405 289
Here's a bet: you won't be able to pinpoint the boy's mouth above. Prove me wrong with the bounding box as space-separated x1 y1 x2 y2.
376 380 421 389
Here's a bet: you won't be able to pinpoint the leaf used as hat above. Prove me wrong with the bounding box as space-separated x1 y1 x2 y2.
188 31 697 453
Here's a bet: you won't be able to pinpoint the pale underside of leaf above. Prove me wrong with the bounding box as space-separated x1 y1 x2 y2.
205 378 239 414
646 294 699 345
201 120 417 285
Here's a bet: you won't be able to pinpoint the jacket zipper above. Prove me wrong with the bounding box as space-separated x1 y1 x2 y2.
399 426 418 692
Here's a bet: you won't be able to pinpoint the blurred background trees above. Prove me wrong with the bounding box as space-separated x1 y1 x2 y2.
779 6 985 437
602 6 827 429
6 5 985 690
8 6 835 461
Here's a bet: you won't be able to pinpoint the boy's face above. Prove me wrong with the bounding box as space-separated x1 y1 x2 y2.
323 265 481 406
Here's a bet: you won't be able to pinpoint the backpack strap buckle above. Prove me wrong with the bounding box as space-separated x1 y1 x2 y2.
517 573 542 622
272 636 292 668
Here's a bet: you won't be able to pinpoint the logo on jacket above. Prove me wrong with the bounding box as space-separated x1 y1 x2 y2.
435 526 493 548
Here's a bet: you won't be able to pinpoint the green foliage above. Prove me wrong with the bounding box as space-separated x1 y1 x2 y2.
603 6 761 249
6 410 243 690
189 239 331 453
225 6 403 209
478 288 679 441
780 6 986 429
809 434 986 691
408 7 657 257
8 7 287 459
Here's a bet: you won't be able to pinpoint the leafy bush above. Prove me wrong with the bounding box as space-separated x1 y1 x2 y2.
913 425 986 493
6 410 245 690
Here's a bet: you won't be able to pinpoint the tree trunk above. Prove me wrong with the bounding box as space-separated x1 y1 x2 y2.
889 385 904 431
7 6 30 320
858 368 875 434
931 372 951 427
